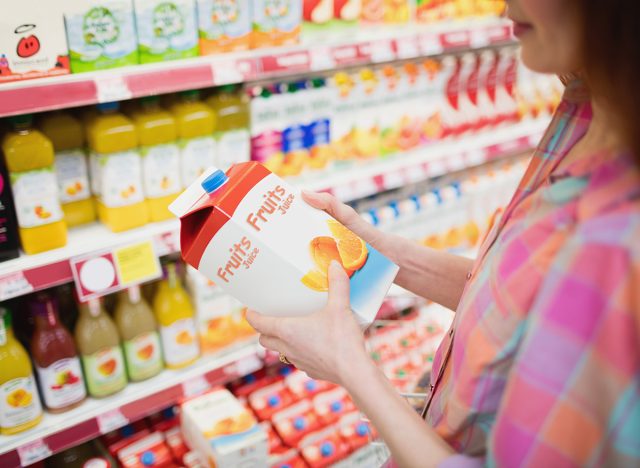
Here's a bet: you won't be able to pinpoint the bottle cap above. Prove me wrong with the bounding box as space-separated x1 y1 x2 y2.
330 401 343 413
140 96 160 107
97 102 119 113
8 114 33 128
293 416 305 430
179 89 200 101
267 395 280 407
320 441 334 457
304 380 318 392
201 170 228 194
356 423 369 437
140 451 155 466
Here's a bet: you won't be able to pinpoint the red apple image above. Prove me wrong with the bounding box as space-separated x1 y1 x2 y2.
336 0 363 21
304 0 332 23
16 35 40 58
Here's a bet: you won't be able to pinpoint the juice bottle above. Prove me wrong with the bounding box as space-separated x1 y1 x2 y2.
114 286 163 382
170 90 217 188
206 85 250 171
75 299 127 398
40 111 97 227
87 102 149 232
2 114 67 254
153 263 199 369
30 294 86 413
0 157 20 262
131 97 182 222
0 307 43 435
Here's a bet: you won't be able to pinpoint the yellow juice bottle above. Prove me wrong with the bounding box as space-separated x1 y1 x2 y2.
170 90 217 188
2 114 67 254
153 263 200 369
0 307 43 435
40 111 97 227
132 97 182 222
87 102 149 232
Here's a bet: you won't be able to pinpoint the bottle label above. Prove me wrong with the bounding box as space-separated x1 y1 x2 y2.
10 168 64 228
35 357 86 409
81 346 127 397
179 136 216 187
123 332 163 381
216 129 250 171
0 377 42 429
141 143 181 198
55 150 92 203
160 318 199 367
95 151 145 207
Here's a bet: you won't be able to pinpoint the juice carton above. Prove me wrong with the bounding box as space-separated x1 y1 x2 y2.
337 412 377 452
456 52 481 135
280 81 310 177
185 266 239 353
0 3 69 83
196 0 251 55
304 78 335 171
334 0 362 24
495 48 519 125
181 389 268 467
312 387 355 425
251 0 302 48
284 369 334 400
303 0 332 30
164 426 189 463
117 432 174 467
272 399 322 446
248 380 295 421
419 59 445 142
64 0 139 73
351 68 382 158
250 85 285 175
270 448 307 468
467 51 497 131
361 0 411 23
259 421 284 453
298 427 350 468
415 0 445 22
169 162 398 326
230 370 279 399
378 65 403 156
134 0 199 63
330 71 358 162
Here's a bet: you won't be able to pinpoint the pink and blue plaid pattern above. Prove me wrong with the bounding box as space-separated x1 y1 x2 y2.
426 81 640 467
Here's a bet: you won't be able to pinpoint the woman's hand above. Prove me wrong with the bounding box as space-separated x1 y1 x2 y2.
302 190 400 264
245 261 369 385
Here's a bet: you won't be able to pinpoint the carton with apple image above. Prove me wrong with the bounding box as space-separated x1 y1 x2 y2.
303 0 361 30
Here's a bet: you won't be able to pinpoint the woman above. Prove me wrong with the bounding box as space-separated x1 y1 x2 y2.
247 0 640 466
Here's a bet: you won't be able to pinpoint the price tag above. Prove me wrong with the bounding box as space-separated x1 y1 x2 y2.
332 45 359 66
395 36 419 59
235 354 263 376
418 33 444 56
211 62 244 86
95 75 132 103
0 272 33 301
17 439 52 466
428 159 447 177
113 240 161 286
97 408 129 434
447 154 466 172
370 39 395 63
182 375 210 399
383 171 405 191
470 29 490 49
310 46 336 71
351 178 378 199
154 229 180 257
466 148 486 166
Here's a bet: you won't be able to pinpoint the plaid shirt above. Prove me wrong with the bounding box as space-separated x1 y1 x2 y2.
426 80 640 467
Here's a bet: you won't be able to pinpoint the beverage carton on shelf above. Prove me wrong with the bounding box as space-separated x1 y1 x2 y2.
169 162 398 327
181 388 269 467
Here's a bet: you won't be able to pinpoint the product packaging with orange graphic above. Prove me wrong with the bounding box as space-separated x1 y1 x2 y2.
169 162 398 327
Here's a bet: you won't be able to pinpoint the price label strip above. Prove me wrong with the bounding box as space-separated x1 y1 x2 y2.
0 271 34 301
17 439 52 466
97 408 129 434
95 75 132 103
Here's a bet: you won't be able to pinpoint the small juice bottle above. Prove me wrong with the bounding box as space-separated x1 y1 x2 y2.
114 286 163 382
2 114 67 254
153 263 200 369
131 97 182 222
75 299 127 398
30 294 86 413
87 102 149 232
0 307 43 435
170 90 217 187
206 85 251 171
40 111 97 227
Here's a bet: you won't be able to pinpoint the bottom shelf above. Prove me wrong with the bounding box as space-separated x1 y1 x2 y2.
0 339 270 467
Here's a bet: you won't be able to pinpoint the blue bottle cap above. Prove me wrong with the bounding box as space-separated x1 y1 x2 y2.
304 380 318 392
293 416 305 430
140 451 155 466
267 395 281 407
281 465 291 468
245 374 257 384
330 401 343 413
97 101 119 113
356 423 369 437
320 441 334 457
120 425 135 438
201 170 228 194
279 366 293 376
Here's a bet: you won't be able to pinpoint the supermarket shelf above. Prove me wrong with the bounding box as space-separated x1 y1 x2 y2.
297 118 548 201
0 18 513 117
0 118 547 301
0 340 275 467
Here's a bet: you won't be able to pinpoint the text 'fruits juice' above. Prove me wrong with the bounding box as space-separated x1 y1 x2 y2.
170 162 398 327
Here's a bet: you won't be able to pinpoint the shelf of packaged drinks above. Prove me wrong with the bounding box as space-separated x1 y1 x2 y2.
0 117 547 302
0 18 513 118
0 339 279 467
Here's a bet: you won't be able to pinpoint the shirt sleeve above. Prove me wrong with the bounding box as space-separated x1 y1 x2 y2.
486 236 640 466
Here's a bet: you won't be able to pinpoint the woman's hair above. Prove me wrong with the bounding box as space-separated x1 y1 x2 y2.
579 1 640 160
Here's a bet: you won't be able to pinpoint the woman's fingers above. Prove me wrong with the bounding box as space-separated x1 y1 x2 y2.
245 309 281 337
258 334 287 353
327 261 351 312
302 191 359 226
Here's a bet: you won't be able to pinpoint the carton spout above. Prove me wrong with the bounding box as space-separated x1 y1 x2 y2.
169 167 221 218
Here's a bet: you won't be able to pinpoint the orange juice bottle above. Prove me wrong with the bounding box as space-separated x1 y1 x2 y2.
2 114 67 254
131 97 182 222
87 102 149 232
40 111 97 227
153 263 200 369
0 307 43 435
169 90 217 188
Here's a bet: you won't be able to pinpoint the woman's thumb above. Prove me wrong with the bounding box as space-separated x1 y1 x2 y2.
327 261 351 311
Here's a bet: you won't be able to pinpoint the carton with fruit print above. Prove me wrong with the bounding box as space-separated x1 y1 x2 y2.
181 388 268 467
169 162 398 327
